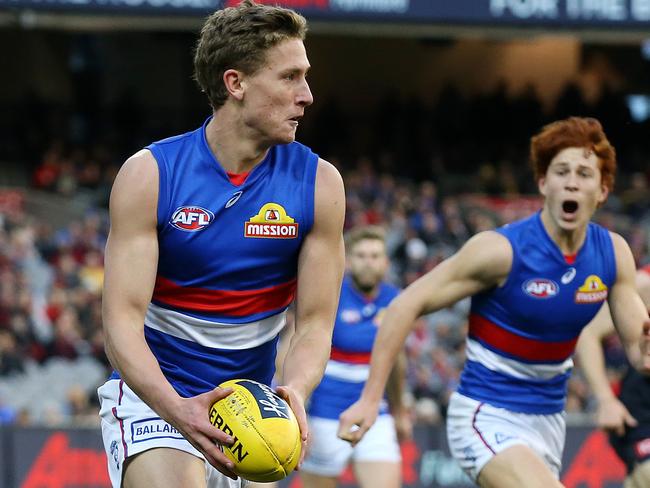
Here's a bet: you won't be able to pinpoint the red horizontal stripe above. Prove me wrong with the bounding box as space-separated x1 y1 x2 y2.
469 314 577 362
152 276 296 317
330 347 371 364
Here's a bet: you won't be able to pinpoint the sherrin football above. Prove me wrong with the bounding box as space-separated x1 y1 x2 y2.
209 379 301 482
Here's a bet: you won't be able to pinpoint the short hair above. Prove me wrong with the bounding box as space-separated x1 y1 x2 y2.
530 117 616 192
193 0 308 110
345 225 386 252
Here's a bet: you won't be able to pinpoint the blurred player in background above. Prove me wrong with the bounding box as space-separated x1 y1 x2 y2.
97 1 345 487
576 265 650 488
301 226 411 488
338 117 650 488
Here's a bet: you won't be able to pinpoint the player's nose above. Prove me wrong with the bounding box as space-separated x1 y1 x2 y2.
296 79 313 107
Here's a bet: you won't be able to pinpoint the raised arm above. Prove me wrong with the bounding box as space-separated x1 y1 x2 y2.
575 303 637 435
608 233 650 374
276 159 345 452
102 151 236 477
338 230 512 444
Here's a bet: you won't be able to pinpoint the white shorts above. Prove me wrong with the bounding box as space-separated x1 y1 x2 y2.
98 379 247 488
301 414 401 477
446 392 565 482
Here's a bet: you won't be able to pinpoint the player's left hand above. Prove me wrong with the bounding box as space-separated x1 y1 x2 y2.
275 385 308 467
639 319 650 375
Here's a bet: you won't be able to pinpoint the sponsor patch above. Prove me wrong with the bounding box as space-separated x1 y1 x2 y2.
575 275 608 303
340 309 362 323
225 191 243 208
244 203 298 239
522 278 559 299
561 267 576 284
131 418 184 443
109 439 120 470
170 206 214 232
495 432 516 444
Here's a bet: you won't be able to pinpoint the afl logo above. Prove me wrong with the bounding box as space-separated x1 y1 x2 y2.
523 279 559 299
170 206 214 232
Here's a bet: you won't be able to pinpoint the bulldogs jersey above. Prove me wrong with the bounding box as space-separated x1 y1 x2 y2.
110 117 318 397
458 212 616 414
308 276 399 419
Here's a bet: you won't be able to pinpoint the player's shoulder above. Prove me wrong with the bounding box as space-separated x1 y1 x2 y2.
607 231 634 265
315 157 344 192
456 231 513 282
150 127 199 147
607 230 628 250
463 230 511 254
117 149 158 182
110 149 159 210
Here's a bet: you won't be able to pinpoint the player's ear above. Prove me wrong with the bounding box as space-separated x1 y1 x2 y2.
224 69 245 101
597 182 609 205
538 176 547 197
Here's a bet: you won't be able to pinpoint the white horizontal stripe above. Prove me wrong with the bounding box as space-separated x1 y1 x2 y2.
466 338 573 380
324 360 370 383
144 303 286 350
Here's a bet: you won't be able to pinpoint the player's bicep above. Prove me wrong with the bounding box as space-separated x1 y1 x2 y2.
294 159 345 330
413 231 512 314
102 151 160 327
608 233 648 345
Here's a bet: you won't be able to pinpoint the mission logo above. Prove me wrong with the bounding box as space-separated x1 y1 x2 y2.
244 203 298 239
575 275 608 303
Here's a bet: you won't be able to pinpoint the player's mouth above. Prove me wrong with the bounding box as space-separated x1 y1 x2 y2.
561 200 579 221
288 115 302 126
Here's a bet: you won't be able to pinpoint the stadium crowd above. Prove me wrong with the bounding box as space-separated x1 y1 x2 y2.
0 80 649 427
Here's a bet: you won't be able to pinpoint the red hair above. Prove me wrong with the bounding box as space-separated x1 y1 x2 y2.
530 117 616 192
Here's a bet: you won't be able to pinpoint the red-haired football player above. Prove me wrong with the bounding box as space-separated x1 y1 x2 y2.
338 117 650 488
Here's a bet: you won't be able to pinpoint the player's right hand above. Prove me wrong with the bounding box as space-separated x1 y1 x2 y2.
596 396 637 437
337 398 379 446
165 386 239 480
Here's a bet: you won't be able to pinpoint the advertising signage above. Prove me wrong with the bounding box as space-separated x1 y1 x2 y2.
1 0 650 28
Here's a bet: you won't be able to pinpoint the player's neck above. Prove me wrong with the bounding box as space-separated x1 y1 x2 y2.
351 277 380 300
205 111 269 174
540 209 587 255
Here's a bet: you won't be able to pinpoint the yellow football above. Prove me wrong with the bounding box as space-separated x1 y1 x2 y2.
209 379 301 482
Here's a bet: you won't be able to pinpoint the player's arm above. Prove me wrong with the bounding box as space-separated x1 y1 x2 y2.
575 303 636 435
608 233 650 374
102 151 236 477
386 351 412 441
338 230 512 444
277 159 345 446
637 268 650 308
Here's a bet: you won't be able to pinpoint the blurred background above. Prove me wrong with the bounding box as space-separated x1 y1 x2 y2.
0 1 649 486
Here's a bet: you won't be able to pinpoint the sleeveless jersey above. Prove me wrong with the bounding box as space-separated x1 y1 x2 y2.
458 212 616 414
308 276 399 419
110 117 318 398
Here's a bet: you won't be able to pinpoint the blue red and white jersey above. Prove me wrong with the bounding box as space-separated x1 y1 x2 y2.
308 276 400 419
458 212 616 414
110 117 318 398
